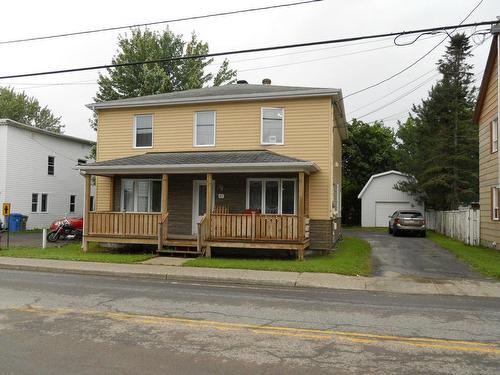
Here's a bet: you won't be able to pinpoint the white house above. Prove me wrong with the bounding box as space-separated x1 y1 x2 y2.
0 119 93 229
358 170 424 227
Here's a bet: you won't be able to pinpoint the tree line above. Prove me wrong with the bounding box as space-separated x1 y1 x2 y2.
342 34 478 225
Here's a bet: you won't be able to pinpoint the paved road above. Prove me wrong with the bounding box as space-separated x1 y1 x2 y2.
348 230 482 280
0 269 499 374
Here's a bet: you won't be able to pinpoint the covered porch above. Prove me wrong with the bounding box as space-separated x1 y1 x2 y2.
80 151 317 259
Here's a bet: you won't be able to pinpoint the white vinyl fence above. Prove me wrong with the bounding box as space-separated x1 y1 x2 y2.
425 208 480 246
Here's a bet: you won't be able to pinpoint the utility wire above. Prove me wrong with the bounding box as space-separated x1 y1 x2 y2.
0 0 322 45
0 20 497 80
354 35 490 120
348 68 436 114
342 0 485 100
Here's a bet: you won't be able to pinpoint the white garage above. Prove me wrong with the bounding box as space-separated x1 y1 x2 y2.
358 171 424 227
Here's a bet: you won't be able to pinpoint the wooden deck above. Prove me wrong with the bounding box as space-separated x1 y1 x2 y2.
84 211 310 258
82 171 310 259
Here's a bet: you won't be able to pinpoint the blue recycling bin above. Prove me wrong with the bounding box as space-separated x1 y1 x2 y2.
8 213 23 232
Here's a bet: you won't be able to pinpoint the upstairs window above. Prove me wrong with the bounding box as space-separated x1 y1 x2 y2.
261 108 284 145
48 156 55 175
195 111 216 146
493 187 499 221
134 114 153 148
492 118 498 153
69 195 76 213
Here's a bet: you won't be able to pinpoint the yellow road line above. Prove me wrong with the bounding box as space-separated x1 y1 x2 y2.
10 305 500 354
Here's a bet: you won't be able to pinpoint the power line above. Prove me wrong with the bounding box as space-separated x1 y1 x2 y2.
0 0 322 45
352 35 490 120
342 0 485 100
348 68 436 114
356 74 439 119
0 20 497 81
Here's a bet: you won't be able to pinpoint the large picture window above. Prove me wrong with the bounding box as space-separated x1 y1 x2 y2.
121 179 161 212
194 111 216 146
246 178 296 214
261 108 284 145
134 114 153 148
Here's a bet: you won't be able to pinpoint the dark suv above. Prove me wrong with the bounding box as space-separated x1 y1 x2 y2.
388 210 426 237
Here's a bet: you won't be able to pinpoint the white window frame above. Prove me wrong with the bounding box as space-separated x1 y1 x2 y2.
493 187 499 221
133 114 154 149
261 107 285 145
40 193 48 213
245 178 297 215
31 193 38 213
491 118 498 153
48 156 55 176
32 193 48 213
120 178 161 212
194 111 216 147
69 195 76 213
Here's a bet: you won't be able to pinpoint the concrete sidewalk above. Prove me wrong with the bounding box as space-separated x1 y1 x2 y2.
0 256 498 298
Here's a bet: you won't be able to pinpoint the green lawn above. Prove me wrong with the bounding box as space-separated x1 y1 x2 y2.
0 242 155 264
183 236 371 275
427 231 500 279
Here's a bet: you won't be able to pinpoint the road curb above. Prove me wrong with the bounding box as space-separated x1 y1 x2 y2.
0 260 499 298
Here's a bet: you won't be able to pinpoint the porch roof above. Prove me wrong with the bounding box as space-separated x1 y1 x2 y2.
78 150 319 175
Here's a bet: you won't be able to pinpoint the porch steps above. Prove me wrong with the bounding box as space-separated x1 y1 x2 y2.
157 248 201 256
157 236 201 256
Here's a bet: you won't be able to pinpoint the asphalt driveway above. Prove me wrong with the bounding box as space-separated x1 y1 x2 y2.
0 231 59 248
347 230 482 280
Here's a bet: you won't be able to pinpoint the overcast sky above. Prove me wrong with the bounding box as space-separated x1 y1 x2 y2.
0 0 498 141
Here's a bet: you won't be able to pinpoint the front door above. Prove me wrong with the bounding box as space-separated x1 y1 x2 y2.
192 180 212 235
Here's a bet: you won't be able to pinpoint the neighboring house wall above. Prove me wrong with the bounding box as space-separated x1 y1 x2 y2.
2 124 92 229
477 38 500 249
360 173 424 227
95 96 342 249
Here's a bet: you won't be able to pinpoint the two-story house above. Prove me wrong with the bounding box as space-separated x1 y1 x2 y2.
79 81 347 259
474 25 500 249
0 119 93 229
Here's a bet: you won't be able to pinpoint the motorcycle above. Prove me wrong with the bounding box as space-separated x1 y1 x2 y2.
47 216 83 242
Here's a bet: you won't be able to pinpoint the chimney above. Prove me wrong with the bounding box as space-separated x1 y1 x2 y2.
236 80 248 84
262 78 272 85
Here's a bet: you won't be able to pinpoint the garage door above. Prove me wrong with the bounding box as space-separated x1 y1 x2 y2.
375 202 411 227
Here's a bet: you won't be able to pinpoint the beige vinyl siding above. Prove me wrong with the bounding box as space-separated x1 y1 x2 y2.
95 97 335 220
478 50 500 246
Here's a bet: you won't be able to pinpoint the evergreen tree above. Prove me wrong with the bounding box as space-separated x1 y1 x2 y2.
0 87 64 133
91 28 236 131
396 34 478 209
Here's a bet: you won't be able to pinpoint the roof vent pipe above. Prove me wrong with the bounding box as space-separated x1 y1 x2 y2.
236 80 248 84
262 78 271 85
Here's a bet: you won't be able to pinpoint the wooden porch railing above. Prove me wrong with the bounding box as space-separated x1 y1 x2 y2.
197 214 208 254
209 213 307 242
88 212 162 238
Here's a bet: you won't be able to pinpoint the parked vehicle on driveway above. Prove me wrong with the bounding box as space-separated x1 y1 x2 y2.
47 217 83 242
388 210 426 237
